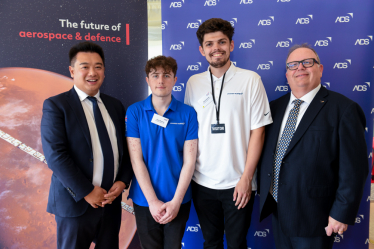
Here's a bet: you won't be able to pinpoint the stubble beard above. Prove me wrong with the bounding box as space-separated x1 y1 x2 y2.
209 54 231 69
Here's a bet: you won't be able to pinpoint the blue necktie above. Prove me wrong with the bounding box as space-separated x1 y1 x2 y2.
271 99 303 202
87 96 114 191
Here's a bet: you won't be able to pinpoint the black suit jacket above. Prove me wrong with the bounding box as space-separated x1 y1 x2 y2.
259 86 368 237
41 87 133 217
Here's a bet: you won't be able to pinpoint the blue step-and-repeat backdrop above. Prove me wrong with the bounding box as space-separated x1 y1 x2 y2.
162 0 374 248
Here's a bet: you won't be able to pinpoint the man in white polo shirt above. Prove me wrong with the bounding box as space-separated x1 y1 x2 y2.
184 18 273 248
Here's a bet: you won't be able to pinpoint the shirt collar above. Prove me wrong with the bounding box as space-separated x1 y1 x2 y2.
144 94 177 112
74 85 102 103
207 62 237 84
289 84 321 106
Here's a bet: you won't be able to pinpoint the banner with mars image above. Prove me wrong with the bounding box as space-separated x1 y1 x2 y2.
0 1 148 248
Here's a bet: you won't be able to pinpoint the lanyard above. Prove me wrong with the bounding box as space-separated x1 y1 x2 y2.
210 69 226 124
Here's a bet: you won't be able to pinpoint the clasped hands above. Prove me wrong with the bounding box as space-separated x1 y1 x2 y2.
84 181 126 208
149 199 181 225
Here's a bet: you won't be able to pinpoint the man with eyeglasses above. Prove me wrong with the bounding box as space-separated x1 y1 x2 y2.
258 43 368 249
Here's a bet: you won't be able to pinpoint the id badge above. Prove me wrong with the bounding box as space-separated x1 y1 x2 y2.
151 113 169 128
198 92 213 108
211 124 225 134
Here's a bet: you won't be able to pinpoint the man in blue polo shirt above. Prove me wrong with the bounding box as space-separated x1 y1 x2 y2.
126 55 198 249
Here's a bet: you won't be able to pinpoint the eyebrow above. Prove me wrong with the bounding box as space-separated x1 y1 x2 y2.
204 38 227 44
79 62 103 66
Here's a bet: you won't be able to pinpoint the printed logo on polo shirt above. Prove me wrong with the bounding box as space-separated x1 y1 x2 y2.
187 19 202 29
257 61 273 70
170 0 184 8
186 224 200 232
369 152 372 158
353 82 370 91
230 18 238 27
296 15 313 24
182 242 185 247
258 16 274 26
125 115 127 131
239 39 255 49
161 21 168 30
227 92 243 95
333 59 351 69
335 13 353 23
355 35 373 45
204 0 218 6
366 239 370 245
275 85 288 91
334 234 344 243
314 37 332 47
240 0 253 4
355 214 364 223
276 38 292 47
170 41 184 50
254 229 269 237
187 62 201 71
372 108 374 114
173 83 185 92
322 82 330 88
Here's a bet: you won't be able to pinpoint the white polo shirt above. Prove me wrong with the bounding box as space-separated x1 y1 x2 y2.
184 63 273 190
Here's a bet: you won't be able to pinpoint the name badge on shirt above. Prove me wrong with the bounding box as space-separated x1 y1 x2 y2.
211 124 225 134
198 92 213 108
151 113 169 128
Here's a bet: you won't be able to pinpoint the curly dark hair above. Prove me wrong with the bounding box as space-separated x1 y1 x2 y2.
145 55 178 77
196 18 235 46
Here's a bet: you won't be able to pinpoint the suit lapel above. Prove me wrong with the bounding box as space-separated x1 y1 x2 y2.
66 88 92 150
285 86 329 157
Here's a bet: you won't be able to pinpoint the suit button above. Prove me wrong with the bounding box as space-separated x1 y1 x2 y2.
267 174 271 177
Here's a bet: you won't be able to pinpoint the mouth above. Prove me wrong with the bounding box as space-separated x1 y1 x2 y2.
210 51 225 58
296 73 308 78
86 79 98 84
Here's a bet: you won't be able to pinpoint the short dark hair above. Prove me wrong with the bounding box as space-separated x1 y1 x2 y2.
196 18 235 46
286 43 321 64
145 55 178 77
69 42 105 66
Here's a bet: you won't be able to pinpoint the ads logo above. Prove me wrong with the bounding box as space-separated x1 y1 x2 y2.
296 15 313 24
335 13 353 23
230 18 238 27
232 61 237 66
204 0 218 6
353 82 370 91
334 234 344 243
275 85 289 91
355 35 373 45
187 62 202 71
170 41 184 50
173 83 185 92
161 21 168 30
369 152 372 158
186 224 200 232
323 82 330 88
314 37 332 47
276 38 293 47
240 0 253 4
333 59 351 69
254 229 269 237
170 0 184 8
239 39 255 48
258 16 274 26
257 61 273 70
277 0 290 2
187 19 202 29
356 215 364 223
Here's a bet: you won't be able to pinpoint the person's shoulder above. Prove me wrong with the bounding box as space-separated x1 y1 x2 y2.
234 66 261 80
100 92 122 105
187 70 208 83
127 98 148 112
44 89 72 106
326 89 355 104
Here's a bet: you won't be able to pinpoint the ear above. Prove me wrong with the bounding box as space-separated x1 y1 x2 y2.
145 77 150 86
173 76 178 85
319 63 324 77
199 46 206 56
69 66 74 78
230 40 234 52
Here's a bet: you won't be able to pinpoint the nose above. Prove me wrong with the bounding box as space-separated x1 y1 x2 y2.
297 62 306 70
88 67 97 76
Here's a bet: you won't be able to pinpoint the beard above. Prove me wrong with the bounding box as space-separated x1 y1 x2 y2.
209 53 230 68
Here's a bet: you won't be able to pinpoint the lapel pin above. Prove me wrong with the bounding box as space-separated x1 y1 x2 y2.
320 100 324 103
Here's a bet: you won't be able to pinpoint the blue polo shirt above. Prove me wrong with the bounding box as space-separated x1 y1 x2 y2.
126 94 198 207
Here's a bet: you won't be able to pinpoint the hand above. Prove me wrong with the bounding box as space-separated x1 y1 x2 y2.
84 186 107 208
325 216 348 236
103 181 126 205
158 199 181 224
233 177 252 209
148 199 166 222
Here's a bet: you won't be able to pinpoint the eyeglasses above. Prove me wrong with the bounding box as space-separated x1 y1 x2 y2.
286 58 319 70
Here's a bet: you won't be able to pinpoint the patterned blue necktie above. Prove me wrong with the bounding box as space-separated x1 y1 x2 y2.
271 99 303 202
87 96 114 191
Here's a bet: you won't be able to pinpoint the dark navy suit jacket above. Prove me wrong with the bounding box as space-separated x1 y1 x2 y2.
41 87 132 217
258 86 368 237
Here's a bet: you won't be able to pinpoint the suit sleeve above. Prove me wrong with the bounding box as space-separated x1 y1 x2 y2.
41 98 94 202
329 102 368 225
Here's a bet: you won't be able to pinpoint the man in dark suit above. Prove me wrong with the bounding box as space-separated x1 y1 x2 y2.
258 43 368 248
41 42 132 249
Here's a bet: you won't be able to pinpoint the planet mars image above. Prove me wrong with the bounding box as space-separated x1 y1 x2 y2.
0 68 137 248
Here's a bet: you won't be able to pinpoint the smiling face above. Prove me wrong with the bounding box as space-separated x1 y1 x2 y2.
69 52 105 96
286 48 323 98
199 31 234 69
146 67 177 99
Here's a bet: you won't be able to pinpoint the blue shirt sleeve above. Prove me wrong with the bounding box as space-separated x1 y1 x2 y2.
125 105 140 138
185 107 198 141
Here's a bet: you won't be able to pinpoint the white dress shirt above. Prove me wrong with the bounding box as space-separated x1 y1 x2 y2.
74 85 119 187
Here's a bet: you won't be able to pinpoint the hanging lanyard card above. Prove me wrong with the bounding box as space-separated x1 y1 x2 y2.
211 123 225 134
151 113 169 128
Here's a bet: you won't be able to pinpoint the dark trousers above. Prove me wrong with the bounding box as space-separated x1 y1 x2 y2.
269 194 335 249
55 199 122 249
134 201 191 249
191 181 255 249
